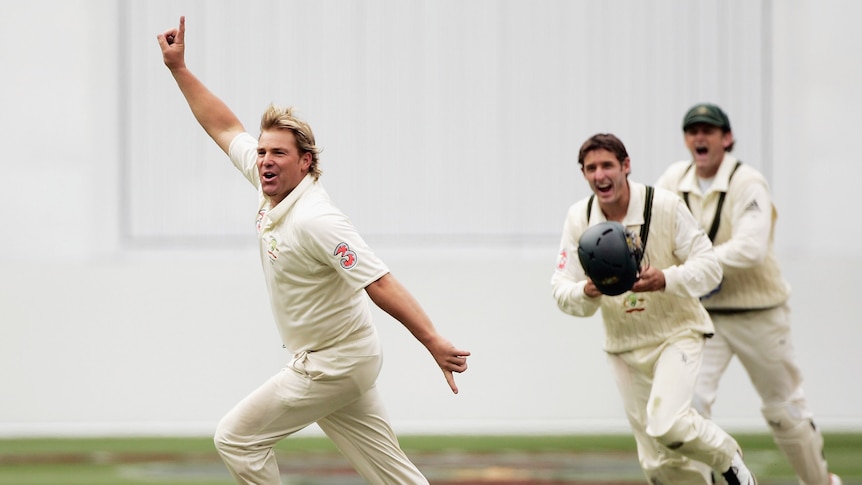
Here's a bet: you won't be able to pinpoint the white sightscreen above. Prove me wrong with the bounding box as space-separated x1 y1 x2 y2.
123 0 768 247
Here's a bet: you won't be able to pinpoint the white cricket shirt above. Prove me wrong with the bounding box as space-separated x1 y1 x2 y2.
229 133 390 352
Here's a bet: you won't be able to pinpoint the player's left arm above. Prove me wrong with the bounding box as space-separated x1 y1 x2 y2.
630 265 666 292
713 180 773 268
302 213 470 394
365 274 470 394
663 199 724 297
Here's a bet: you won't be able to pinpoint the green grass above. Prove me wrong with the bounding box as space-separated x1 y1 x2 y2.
732 432 862 482
397 433 640 453
0 433 859 484
0 463 151 485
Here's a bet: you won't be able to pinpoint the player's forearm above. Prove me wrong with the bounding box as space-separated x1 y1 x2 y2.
714 237 768 268
551 277 600 316
668 222 723 297
366 274 438 345
663 257 722 298
170 66 243 153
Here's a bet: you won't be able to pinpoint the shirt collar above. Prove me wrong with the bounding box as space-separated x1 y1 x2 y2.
621 181 646 227
589 181 646 228
679 153 738 195
262 173 315 222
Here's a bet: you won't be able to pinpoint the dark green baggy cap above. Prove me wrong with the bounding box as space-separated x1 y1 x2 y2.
682 103 731 131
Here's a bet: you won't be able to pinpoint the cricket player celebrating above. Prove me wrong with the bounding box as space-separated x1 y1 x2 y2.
552 133 757 484
656 103 841 485
157 16 469 485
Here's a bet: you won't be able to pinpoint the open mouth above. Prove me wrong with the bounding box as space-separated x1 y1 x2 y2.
262 172 277 180
695 146 708 155
596 184 612 194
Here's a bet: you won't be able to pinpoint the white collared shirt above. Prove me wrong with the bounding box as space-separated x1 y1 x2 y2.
229 133 389 352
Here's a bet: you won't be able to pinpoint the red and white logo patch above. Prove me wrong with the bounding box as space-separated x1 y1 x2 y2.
333 242 358 269
556 248 568 271
256 210 267 233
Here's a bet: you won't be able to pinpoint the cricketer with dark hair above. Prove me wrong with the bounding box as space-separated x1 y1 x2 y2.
552 133 757 484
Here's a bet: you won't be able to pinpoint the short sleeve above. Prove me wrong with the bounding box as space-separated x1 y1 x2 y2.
299 211 390 291
228 132 261 188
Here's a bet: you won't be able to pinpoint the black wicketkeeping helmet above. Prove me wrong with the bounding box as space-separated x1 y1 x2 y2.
577 221 644 296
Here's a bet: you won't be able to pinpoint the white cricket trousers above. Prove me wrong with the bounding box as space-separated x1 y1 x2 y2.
214 328 428 485
608 329 740 484
696 304 806 413
695 303 830 485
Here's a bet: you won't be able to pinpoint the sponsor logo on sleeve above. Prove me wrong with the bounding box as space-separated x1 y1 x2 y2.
556 248 568 271
744 199 761 212
334 242 358 269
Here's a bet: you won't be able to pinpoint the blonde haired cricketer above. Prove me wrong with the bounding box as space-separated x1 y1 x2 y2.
157 16 469 485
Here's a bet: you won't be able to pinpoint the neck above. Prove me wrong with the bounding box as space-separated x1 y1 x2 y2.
696 167 719 179
695 155 724 179
600 181 630 223
601 205 627 223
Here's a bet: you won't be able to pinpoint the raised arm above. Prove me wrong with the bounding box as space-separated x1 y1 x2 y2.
156 16 244 154
365 273 470 394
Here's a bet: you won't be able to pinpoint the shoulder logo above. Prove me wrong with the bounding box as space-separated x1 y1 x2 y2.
334 242 358 269
556 249 568 271
744 199 761 212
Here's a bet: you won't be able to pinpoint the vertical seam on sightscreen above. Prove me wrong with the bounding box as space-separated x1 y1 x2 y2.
761 0 773 186
118 1 131 247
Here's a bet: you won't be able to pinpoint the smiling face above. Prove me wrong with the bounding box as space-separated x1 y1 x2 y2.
257 129 312 206
581 148 631 220
684 123 733 178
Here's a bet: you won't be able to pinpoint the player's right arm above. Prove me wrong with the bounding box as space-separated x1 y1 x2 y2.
157 16 244 154
551 205 602 316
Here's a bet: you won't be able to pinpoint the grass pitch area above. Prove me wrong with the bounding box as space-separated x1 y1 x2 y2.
0 433 859 484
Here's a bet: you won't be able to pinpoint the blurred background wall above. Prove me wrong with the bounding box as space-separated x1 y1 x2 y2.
1 0 859 437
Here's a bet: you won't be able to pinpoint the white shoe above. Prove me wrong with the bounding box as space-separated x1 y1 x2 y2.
722 451 757 485
829 473 842 485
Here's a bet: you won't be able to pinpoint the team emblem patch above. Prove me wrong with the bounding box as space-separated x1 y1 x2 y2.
266 236 279 261
622 293 645 313
334 242 358 269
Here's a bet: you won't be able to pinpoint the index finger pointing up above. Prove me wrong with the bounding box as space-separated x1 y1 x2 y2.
175 16 185 44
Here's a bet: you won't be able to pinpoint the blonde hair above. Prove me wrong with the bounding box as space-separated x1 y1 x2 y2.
259 104 322 180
